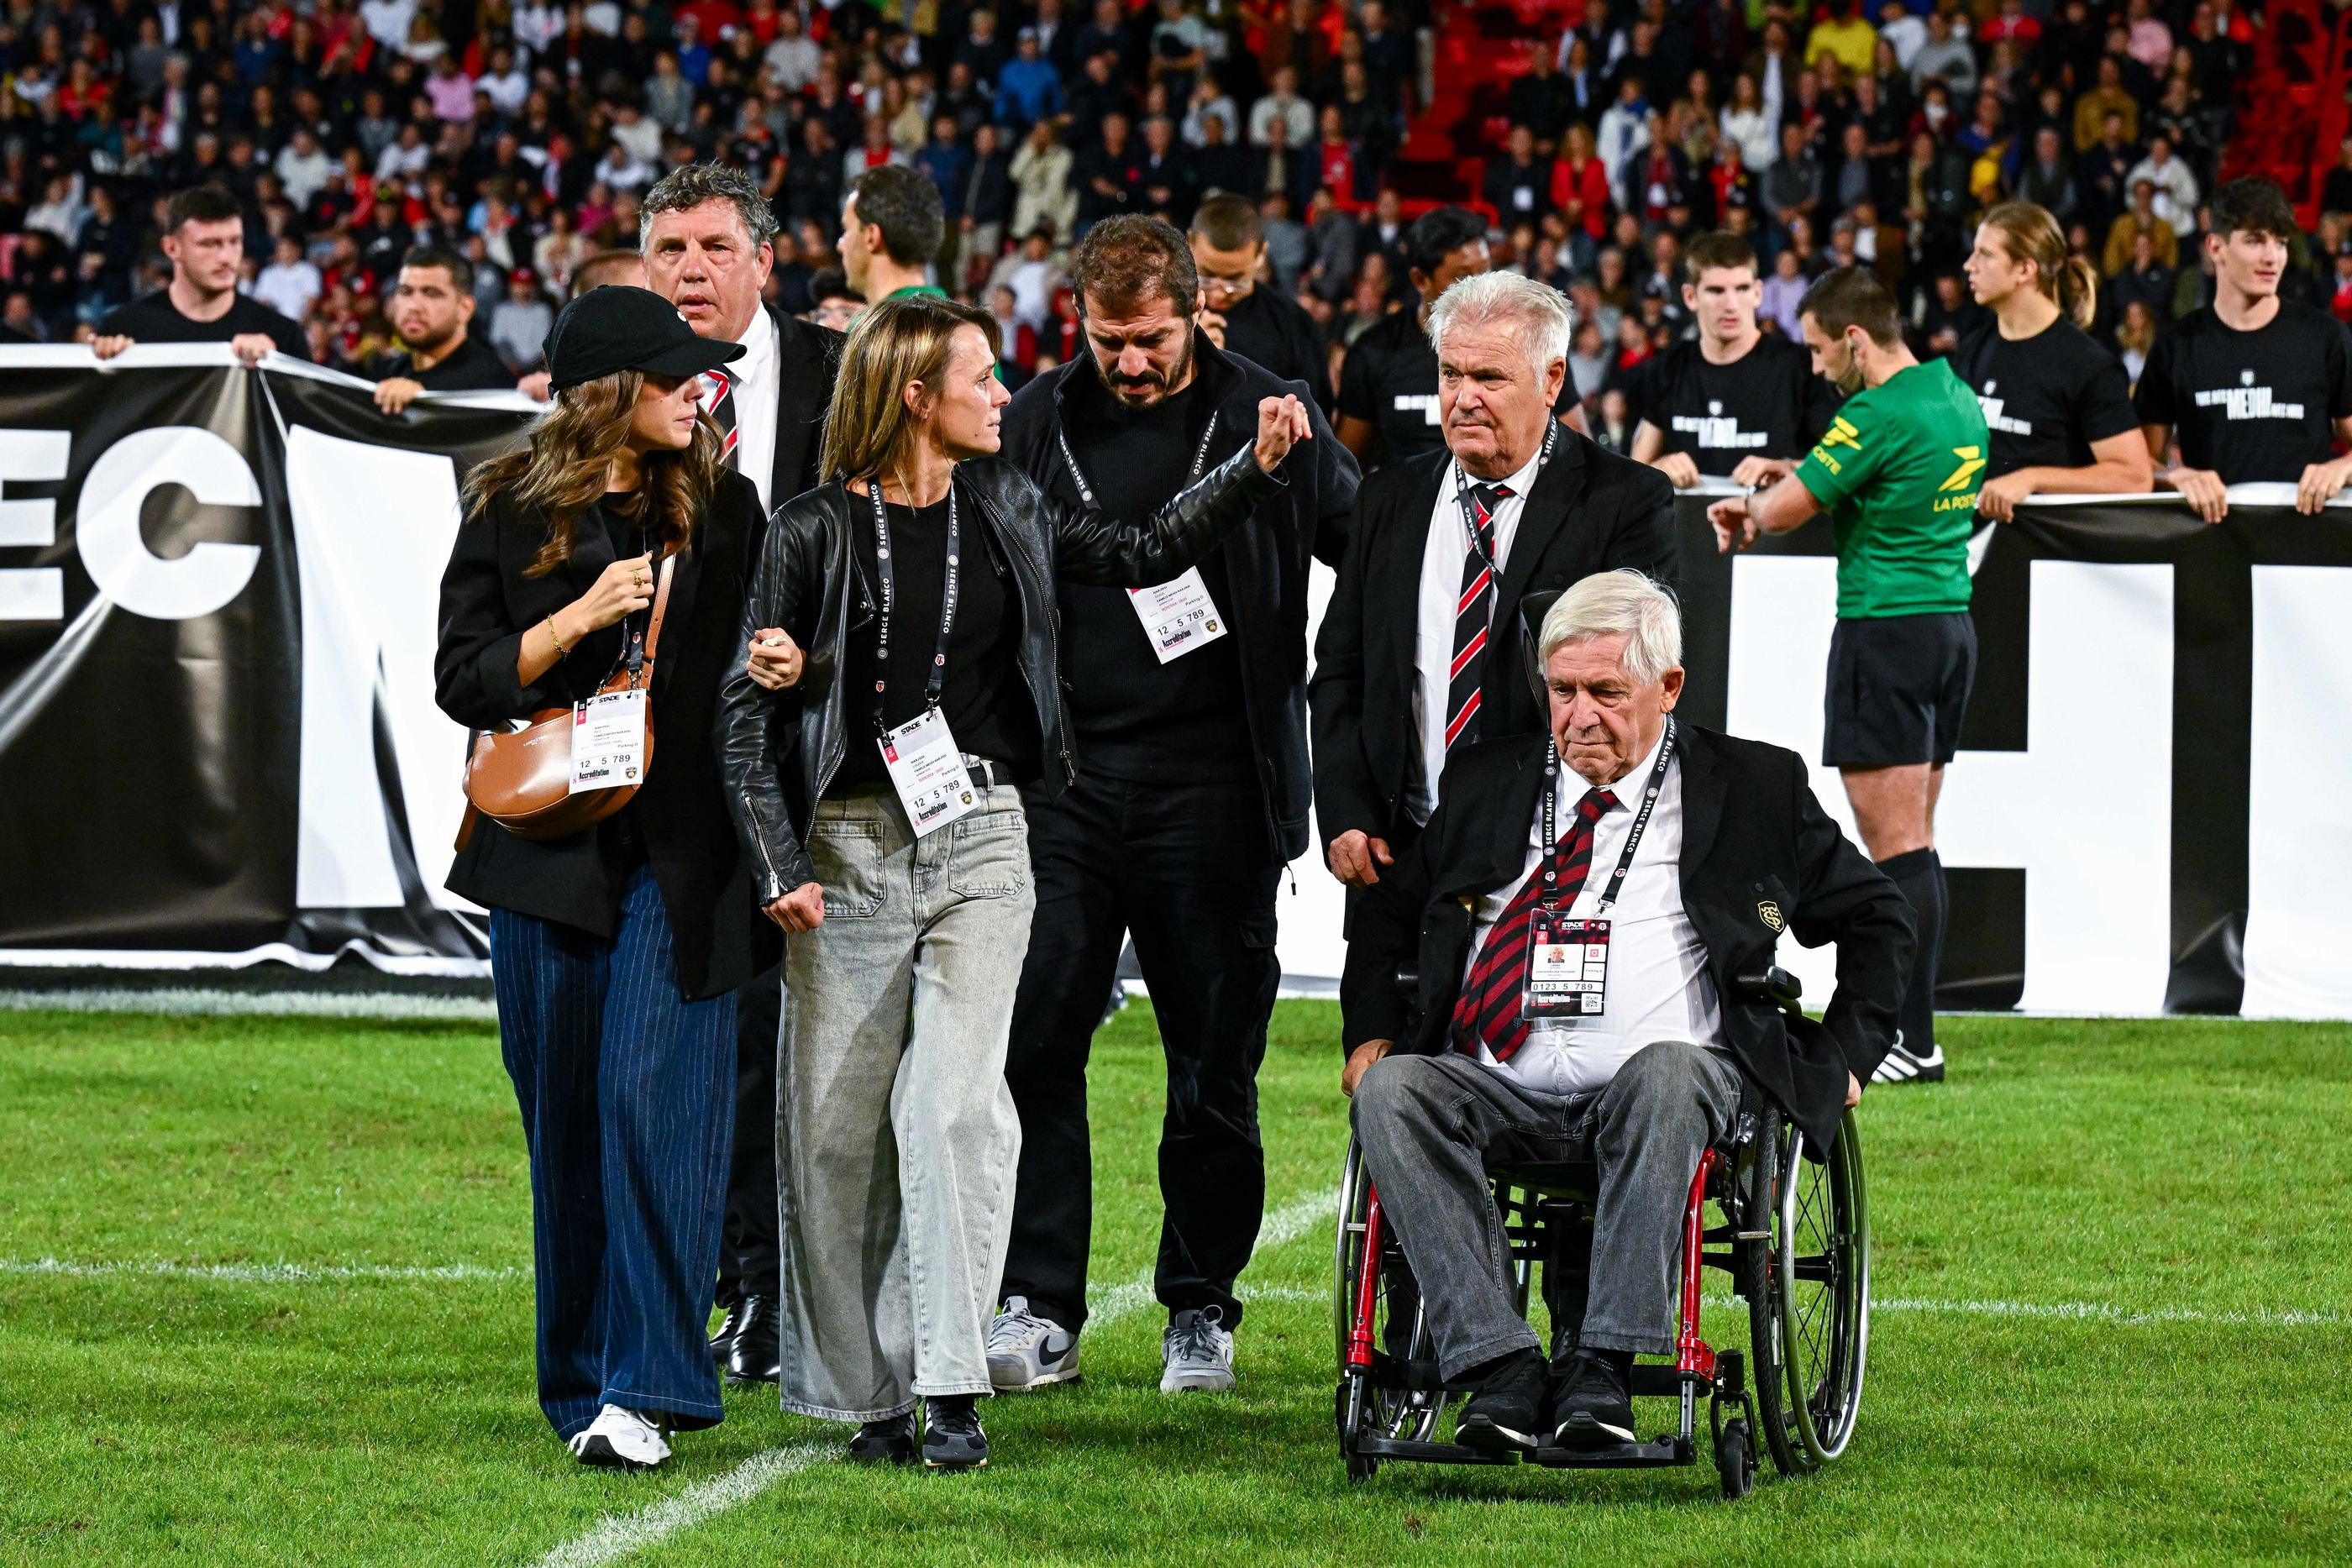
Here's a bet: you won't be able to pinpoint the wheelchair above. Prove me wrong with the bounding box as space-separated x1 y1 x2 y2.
1332 968 1870 1499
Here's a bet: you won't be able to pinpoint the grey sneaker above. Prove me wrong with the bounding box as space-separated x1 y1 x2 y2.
986 1296 1080 1392
1160 1306 1236 1393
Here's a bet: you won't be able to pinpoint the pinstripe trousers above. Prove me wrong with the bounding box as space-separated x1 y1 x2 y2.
488 859 738 1440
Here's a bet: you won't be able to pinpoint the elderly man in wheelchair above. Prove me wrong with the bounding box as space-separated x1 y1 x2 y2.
1334 570 1912 1486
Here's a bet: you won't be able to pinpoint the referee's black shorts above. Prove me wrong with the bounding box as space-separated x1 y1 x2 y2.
1821 611 1977 769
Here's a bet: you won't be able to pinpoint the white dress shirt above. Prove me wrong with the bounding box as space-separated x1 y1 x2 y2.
1409 443 1545 826
1462 728 1725 1098
727 309 782 515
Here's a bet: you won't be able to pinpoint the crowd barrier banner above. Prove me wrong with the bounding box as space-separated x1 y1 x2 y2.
3 350 2346 1018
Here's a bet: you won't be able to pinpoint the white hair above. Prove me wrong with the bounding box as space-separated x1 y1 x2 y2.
1425 270 1575 380
1538 570 1683 686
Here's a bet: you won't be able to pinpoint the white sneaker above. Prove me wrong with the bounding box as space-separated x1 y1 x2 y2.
569 1403 671 1471
1160 1307 1236 1393
987 1296 1081 1392
1871 1031 1946 1085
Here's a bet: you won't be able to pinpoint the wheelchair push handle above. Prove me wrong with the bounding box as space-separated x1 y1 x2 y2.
1734 966 1805 1020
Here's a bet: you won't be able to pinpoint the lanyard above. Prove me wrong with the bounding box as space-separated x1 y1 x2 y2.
1451 414 1556 585
1539 716 1677 913
866 477 961 737
1055 410 1221 509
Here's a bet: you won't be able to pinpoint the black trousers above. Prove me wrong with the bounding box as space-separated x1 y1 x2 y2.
716 963 782 1308
1002 773 1282 1333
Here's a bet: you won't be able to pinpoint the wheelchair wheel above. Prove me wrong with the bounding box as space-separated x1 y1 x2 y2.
1334 1138 1455 1449
1746 1109 1871 1476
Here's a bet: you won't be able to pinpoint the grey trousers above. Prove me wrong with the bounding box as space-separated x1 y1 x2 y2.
775 784 1035 1421
1350 1041 1743 1378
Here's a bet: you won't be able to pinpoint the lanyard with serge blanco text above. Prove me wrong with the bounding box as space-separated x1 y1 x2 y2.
1054 409 1221 507
1539 716 1677 914
1452 413 1555 586
866 476 962 735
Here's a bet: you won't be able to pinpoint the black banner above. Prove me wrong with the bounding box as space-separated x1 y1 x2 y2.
0 354 535 969
1671 493 2352 1016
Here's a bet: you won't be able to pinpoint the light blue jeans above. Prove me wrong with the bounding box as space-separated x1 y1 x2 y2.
775 783 1035 1421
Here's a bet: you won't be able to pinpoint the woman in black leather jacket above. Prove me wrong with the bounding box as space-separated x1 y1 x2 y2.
715 294 1308 1470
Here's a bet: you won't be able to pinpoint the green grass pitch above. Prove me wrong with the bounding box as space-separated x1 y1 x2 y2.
2 1002 2347 1565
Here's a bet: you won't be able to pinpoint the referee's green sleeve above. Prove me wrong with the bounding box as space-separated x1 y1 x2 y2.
1794 404 1880 510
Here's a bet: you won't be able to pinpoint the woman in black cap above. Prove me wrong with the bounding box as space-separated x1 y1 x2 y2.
434 285 771 1471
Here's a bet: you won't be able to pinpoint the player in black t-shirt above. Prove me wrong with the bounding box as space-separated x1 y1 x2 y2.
2134 178 2352 519
92 186 304 365
365 246 524 412
1630 230 1842 488
1189 193 1331 413
1336 206 1489 470
1955 202 2152 521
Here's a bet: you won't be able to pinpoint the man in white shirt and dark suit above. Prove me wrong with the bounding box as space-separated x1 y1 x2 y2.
1338 571 1912 1457
1311 271 1677 897
638 164 843 1386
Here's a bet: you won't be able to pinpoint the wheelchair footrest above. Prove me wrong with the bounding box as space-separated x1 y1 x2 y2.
1356 1435 1523 1466
1526 1435 1693 1468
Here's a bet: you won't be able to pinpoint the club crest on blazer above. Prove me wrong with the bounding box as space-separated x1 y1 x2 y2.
1757 899 1785 933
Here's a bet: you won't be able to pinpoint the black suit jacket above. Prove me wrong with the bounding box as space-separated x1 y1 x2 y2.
1309 430 1677 852
762 304 844 511
434 473 779 1001
1340 726 1913 1151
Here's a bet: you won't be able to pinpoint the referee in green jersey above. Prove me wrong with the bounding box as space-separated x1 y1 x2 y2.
1706 267 1987 1085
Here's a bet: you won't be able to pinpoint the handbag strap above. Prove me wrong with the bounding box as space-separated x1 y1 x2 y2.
640 550 678 664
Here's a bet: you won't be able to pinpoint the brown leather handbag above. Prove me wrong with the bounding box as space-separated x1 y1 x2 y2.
455 552 675 848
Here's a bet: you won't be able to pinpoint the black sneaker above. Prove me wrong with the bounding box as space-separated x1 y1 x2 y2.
847 1412 916 1466
1871 1030 1946 1085
1551 1347 1636 1449
921 1395 989 1471
1454 1348 1546 1456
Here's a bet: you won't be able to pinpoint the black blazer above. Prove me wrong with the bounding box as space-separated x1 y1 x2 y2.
1309 430 1677 852
434 472 779 1001
763 305 844 510
1340 726 1913 1152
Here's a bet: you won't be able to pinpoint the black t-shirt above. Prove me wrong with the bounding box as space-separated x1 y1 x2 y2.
365 331 517 391
2134 301 2352 483
1216 285 1327 407
1638 333 1841 474
1337 307 1444 466
833 490 1042 792
97 289 306 355
1057 377 1257 783
1950 317 2140 478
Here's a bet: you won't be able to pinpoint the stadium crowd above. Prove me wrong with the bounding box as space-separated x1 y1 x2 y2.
0 0 2302 422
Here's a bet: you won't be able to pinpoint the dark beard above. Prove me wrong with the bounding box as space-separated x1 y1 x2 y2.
1100 325 1195 409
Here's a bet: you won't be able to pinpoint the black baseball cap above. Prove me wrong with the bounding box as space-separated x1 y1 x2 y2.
543 284 744 392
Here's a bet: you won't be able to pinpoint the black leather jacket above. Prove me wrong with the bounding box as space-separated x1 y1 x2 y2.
718 446 1286 901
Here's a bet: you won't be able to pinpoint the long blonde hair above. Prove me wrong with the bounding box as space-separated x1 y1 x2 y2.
817 294 1000 485
1980 200 2099 330
464 367 723 576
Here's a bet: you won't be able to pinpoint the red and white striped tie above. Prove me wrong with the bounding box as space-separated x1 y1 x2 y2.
1444 482 1512 754
703 367 739 468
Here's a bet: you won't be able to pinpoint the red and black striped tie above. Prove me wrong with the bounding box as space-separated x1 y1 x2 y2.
1444 482 1513 754
704 367 739 468
1451 785 1617 1063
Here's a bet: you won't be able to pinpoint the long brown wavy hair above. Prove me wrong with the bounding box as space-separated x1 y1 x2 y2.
463 367 724 576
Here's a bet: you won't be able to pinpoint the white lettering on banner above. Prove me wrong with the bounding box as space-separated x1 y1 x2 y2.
282 427 477 913
0 430 70 621
76 426 265 619
1722 557 2175 1015
2242 566 2352 1018
1394 393 1441 426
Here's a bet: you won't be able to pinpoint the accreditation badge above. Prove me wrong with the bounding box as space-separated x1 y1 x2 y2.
1523 910 1609 1020
879 707 979 837
1126 567 1229 663
568 688 648 794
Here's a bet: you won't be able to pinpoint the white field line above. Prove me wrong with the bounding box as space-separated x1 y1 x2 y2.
526 1185 1345 1568
0 1256 525 1283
